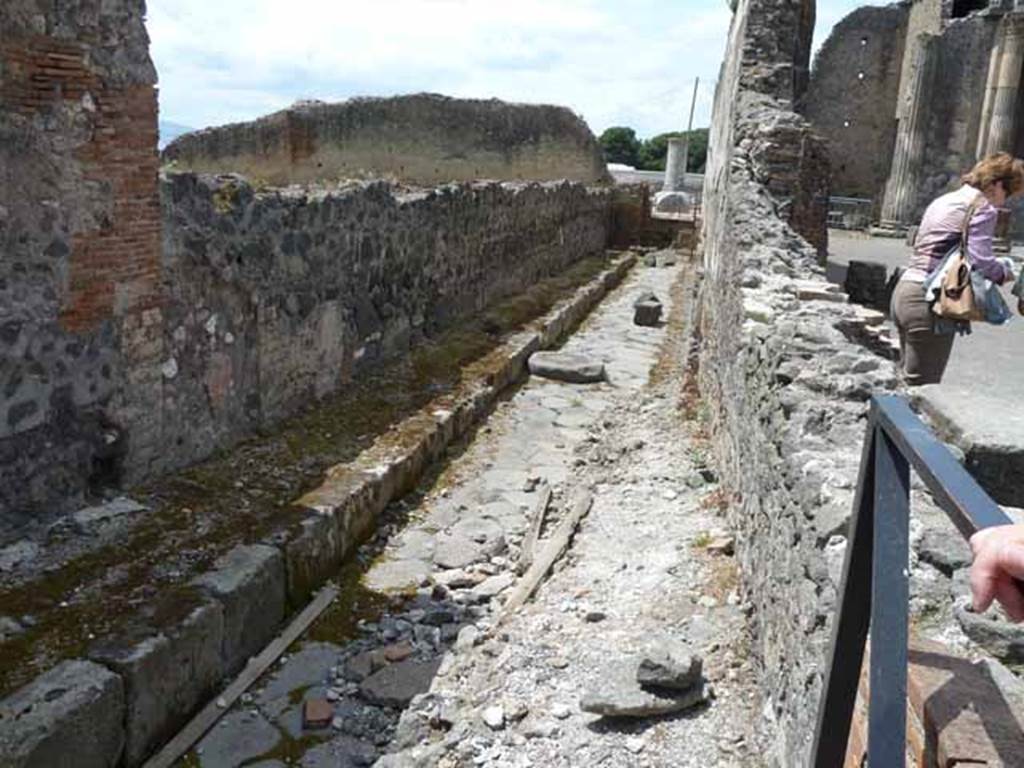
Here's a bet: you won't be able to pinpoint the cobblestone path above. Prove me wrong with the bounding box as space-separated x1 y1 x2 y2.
185 256 768 767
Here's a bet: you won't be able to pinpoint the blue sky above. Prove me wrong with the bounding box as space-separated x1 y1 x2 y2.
148 0 886 139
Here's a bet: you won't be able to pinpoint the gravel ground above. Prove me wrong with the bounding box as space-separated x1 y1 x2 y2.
180 255 769 767
377 260 770 767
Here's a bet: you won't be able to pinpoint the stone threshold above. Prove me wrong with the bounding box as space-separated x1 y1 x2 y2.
0 254 637 768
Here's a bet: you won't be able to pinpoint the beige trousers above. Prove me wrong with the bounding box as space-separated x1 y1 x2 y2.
890 280 954 386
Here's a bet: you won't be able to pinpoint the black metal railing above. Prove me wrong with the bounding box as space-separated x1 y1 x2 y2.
810 394 1013 767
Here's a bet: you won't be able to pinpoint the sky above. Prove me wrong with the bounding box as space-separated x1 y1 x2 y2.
148 0 888 140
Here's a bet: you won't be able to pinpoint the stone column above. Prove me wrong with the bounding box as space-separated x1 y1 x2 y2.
981 18 1024 253
984 17 1024 156
975 33 1004 160
878 34 938 232
663 137 686 192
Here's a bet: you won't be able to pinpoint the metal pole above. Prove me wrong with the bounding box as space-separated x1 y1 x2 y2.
680 77 700 183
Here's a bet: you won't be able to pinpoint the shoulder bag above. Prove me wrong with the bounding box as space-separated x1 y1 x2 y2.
932 195 985 322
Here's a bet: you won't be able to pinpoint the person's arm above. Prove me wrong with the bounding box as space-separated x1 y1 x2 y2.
969 524 1024 621
967 204 1013 284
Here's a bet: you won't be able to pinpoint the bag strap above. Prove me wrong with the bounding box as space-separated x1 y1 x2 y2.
960 193 986 261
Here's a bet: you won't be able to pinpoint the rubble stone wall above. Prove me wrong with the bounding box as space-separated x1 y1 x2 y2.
161 94 612 187
699 0 900 764
0 165 610 541
156 175 611 476
803 5 908 200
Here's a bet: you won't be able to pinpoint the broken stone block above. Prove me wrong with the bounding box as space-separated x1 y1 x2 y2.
359 658 442 708
302 699 334 730
72 497 147 533
955 604 1024 664
634 302 662 327
915 528 971 577
632 292 663 327
580 658 708 718
468 572 516 603
433 534 489 570
636 641 703 691
0 660 125 768
527 352 605 384
194 709 280 767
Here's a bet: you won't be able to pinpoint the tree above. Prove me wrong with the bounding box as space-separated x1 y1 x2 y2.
635 129 710 174
598 127 642 168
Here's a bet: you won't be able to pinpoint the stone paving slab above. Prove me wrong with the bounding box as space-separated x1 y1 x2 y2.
913 385 1024 507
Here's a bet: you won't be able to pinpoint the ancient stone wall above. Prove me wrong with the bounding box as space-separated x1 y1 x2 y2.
0 0 164 535
161 95 612 187
0 3 613 543
803 5 909 199
0 167 610 541
700 0 900 764
155 175 611 477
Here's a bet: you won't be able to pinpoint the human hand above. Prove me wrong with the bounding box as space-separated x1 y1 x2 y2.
969 524 1024 621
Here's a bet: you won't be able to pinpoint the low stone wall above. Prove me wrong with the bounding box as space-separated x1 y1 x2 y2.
154 175 611 480
162 94 612 187
1 174 611 541
0 255 636 768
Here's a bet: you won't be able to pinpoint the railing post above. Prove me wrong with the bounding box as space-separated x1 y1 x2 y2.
869 426 911 766
811 395 1015 768
810 423 877 767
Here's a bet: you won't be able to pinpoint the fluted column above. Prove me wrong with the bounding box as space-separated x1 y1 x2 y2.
879 34 938 230
986 17 1024 155
663 137 686 192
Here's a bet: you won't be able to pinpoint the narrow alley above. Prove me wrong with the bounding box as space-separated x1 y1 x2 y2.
184 256 767 768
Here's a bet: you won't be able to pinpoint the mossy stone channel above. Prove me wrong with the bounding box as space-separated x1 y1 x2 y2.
0 254 613 697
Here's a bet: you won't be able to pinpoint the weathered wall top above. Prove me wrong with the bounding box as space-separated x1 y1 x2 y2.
162 93 613 186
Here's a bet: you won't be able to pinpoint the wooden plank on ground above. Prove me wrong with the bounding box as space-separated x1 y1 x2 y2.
142 584 339 768
502 491 593 618
518 482 551 575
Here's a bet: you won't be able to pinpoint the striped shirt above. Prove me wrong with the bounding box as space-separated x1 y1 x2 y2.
903 184 1010 284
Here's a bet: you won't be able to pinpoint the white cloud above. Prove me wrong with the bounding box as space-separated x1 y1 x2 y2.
148 1 891 139
148 0 728 138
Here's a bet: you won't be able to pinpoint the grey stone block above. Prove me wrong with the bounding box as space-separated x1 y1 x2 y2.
193 544 286 674
0 660 125 768
284 511 342 607
527 352 605 384
633 301 663 327
359 658 442 708
89 599 224 766
913 386 1024 507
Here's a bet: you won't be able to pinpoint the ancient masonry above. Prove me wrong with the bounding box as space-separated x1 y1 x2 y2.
162 94 613 187
3 0 1024 767
704 0 1024 765
0 1 612 540
805 0 1024 234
